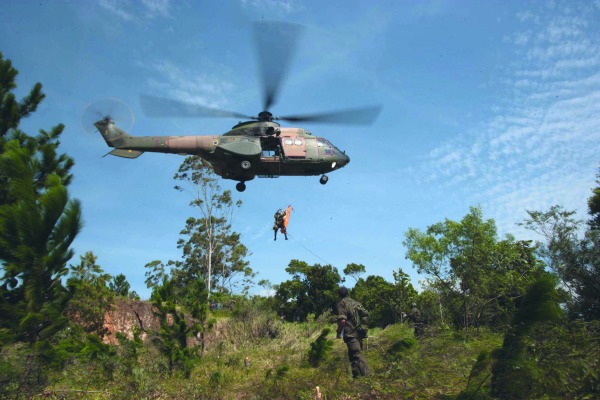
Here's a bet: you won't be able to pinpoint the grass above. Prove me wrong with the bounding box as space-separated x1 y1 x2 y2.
5 308 506 399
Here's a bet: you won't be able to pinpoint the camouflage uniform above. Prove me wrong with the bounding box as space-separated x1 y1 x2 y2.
273 210 287 240
337 297 371 378
408 305 423 338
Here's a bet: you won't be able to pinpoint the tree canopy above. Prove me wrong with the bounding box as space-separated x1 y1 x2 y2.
352 268 418 327
521 203 600 320
274 260 341 321
170 156 253 296
404 206 544 335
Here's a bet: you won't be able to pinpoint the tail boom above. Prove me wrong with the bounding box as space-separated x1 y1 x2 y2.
94 118 218 157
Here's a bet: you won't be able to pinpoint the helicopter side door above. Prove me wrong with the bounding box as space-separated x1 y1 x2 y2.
282 136 306 159
259 136 283 176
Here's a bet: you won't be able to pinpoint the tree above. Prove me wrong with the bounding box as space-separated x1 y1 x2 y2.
392 268 419 319
0 52 73 206
521 205 600 320
69 251 110 286
353 275 397 327
172 157 253 296
343 263 366 283
0 52 81 397
404 206 543 336
588 165 600 231
0 51 44 143
274 260 341 321
65 252 113 336
180 276 209 356
491 274 563 399
307 328 334 367
150 276 199 376
352 269 418 327
109 273 131 297
144 259 168 290
0 140 81 345
258 278 274 297
483 238 543 327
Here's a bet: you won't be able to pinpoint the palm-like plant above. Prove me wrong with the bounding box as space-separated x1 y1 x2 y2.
0 140 81 344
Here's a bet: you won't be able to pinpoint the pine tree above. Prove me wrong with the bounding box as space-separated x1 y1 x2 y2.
308 328 334 367
0 52 44 141
109 273 131 297
0 133 81 345
0 53 81 394
0 52 73 206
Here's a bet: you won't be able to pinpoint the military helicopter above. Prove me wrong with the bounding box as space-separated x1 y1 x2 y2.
92 22 381 192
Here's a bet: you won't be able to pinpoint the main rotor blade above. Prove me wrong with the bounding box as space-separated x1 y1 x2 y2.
279 105 383 125
140 94 252 120
254 21 304 111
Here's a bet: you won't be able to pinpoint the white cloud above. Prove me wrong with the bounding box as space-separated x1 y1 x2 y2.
516 10 539 24
142 0 171 18
143 60 236 109
409 4 600 237
98 0 171 21
98 0 135 21
240 0 303 15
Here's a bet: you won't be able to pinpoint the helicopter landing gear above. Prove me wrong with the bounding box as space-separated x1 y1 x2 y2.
236 182 246 192
319 175 329 185
241 160 251 170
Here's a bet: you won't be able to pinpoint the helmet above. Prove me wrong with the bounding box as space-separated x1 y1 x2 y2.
338 286 349 298
411 303 417 307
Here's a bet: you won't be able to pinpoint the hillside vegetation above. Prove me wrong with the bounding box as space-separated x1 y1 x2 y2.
1 52 599 399
3 297 598 399
3 303 504 399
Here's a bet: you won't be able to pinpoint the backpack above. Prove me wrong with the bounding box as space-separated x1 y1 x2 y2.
351 301 370 338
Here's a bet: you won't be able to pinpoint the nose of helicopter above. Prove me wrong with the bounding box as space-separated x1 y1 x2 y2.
329 143 350 169
340 152 350 166
333 150 350 170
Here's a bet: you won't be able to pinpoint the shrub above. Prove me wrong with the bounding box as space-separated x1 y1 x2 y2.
307 328 333 367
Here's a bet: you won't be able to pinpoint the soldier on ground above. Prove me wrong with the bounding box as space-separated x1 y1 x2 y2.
408 302 423 338
336 286 371 378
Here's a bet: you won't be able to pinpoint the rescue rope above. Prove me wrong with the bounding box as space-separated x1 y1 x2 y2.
285 233 407 324
286 232 332 265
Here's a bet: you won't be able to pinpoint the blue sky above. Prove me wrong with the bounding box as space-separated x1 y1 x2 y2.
2 1 599 299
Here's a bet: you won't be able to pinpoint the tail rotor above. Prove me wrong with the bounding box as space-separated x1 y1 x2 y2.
81 98 135 139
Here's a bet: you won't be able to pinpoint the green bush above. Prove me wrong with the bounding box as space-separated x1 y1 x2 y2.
387 337 416 360
307 328 333 367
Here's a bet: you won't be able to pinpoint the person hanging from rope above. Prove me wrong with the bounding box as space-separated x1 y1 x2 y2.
273 208 287 240
273 205 292 241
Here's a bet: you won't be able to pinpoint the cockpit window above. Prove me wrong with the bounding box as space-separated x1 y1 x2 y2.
294 138 303 146
284 138 293 146
317 138 333 155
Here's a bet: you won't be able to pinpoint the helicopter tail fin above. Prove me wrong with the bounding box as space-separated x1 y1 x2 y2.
94 118 145 158
93 118 129 148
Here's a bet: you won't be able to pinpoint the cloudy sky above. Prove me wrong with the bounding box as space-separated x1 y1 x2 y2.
1 0 599 298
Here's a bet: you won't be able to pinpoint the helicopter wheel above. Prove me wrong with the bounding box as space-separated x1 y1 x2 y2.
319 175 329 185
241 160 251 170
236 182 246 192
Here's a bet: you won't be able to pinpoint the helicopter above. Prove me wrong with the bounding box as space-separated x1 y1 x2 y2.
92 22 381 192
